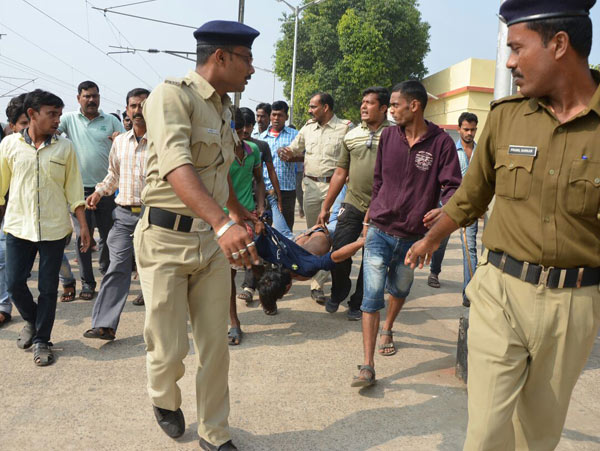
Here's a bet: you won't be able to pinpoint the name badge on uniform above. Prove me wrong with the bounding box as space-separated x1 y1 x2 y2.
508 145 537 157
206 128 219 135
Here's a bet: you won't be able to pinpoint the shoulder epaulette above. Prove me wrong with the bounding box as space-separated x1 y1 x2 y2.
164 77 184 87
305 118 316 125
490 93 526 109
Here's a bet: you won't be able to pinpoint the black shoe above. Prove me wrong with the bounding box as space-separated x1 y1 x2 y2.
325 298 339 313
199 438 238 451
346 308 362 321
153 406 185 438
311 289 326 305
427 272 441 288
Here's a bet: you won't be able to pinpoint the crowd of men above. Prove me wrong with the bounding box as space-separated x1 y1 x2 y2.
1 0 599 450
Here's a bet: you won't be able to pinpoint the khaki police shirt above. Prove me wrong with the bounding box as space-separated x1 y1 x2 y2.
141 70 235 218
443 71 600 268
338 119 390 213
289 115 353 178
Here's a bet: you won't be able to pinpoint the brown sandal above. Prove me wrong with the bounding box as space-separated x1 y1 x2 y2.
83 327 115 341
60 286 76 302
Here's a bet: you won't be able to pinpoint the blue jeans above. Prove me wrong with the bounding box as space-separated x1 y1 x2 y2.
6 234 66 344
59 253 75 288
459 221 478 303
0 227 10 315
361 226 417 313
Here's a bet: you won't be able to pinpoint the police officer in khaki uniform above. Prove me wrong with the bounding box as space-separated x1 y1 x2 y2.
134 21 261 451
406 1 600 449
279 92 352 301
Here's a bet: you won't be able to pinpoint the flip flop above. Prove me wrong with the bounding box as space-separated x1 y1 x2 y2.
33 342 54 367
228 327 243 346
378 329 396 356
351 364 376 387
17 322 35 349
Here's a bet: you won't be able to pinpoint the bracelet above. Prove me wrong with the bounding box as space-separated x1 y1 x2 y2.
215 219 236 241
362 222 370 227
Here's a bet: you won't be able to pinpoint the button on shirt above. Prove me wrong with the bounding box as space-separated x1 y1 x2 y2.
95 129 148 206
59 109 125 187
443 74 600 268
289 115 353 178
142 71 235 217
338 120 390 213
0 129 85 242
260 126 298 191
456 139 476 177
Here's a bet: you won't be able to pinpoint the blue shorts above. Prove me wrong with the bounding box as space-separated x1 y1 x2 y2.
361 226 417 313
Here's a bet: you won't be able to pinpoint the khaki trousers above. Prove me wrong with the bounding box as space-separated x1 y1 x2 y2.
464 253 600 451
134 212 231 446
302 176 331 290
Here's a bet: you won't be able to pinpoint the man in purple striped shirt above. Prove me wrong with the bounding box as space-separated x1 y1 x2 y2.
352 80 462 387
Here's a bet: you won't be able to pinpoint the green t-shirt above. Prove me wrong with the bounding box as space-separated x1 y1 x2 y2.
227 140 261 212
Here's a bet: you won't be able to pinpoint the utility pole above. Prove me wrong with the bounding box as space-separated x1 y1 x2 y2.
234 0 245 108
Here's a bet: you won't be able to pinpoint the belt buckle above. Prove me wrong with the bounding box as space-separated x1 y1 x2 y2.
131 206 141 214
539 266 554 287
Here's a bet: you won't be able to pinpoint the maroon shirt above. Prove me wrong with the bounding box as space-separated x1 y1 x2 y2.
369 121 462 237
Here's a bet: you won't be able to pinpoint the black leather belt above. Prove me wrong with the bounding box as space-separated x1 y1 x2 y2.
147 207 211 233
488 250 600 289
305 175 332 183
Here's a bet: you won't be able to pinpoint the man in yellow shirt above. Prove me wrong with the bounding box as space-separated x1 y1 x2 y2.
0 89 90 367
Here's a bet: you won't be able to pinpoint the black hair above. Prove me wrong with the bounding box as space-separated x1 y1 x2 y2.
240 107 256 125
312 92 334 110
122 111 129 119
110 112 121 121
527 16 593 59
271 100 289 115
392 80 428 110
126 88 150 105
233 107 245 130
5 93 27 125
256 102 272 115
257 266 291 313
362 86 390 107
77 80 99 94
196 44 234 66
458 112 478 127
23 89 64 118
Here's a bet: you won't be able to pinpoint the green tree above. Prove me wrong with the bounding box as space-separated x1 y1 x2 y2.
591 63 600 71
274 0 430 125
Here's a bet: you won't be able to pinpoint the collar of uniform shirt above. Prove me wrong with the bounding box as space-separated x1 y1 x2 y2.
315 114 338 129
185 70 232 109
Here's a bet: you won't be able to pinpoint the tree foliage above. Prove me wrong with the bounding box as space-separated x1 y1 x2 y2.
274 0 430 125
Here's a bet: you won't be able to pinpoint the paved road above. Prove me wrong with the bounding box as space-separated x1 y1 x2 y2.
1 216 598 450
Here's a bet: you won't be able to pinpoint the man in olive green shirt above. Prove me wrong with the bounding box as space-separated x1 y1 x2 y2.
406 2 600 449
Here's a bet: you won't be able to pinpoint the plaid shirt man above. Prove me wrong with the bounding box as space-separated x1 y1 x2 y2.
456 138 476 177
260 125 298 191
95 129 147 206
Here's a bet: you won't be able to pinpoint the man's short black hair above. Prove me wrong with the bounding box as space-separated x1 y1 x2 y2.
24 89 64 118
312 92 334 110
196 44 235 66
110 112 121 121
233 107 245 130
392 80 428 110
240 107 256 125
362 86 390 107
126 88 150 105
256 102 272 115
271 100 289 115
122 111 129 119
458 112 478 127
5 93 27 125
257 266 291 313
78 80 99 94
527 16 593 59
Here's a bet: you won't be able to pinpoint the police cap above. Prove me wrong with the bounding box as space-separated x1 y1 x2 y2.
500 0 596 27
194 20 260 48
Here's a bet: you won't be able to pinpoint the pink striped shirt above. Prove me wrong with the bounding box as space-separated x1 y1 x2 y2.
95 129 147 206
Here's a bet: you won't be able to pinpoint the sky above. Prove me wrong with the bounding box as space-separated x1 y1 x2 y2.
1 0 599 122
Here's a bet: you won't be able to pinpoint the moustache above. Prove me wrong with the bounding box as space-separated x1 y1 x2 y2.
87 103 98 107
133 114 143 119
511 70 523 79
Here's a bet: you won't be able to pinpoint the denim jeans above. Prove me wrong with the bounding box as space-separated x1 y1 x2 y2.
6 234 66 344
430 235 450 276
459 221 478 303
59 253 76 288
361 226 417 313
0 227 10 315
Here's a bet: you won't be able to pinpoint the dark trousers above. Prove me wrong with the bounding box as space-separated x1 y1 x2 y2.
330 203 365 311
430 235 450 275
242 267 256 291
6 233 66 344
278 190 297 231
73 187 116 287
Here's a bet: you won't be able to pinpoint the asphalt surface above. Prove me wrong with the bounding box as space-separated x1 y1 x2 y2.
1 216 599 450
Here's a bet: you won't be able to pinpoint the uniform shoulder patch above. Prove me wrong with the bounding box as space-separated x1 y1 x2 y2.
490 93 526 109
164 77 183 86
305 118 316 125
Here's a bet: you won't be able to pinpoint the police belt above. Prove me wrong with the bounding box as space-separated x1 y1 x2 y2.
488 250 600 289
147 207 212 233
305 174 332 183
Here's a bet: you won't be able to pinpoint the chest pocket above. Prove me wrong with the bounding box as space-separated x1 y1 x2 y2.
191 128 223 170
566 160 600 217
494 150 534 200
48 156 67 186
324 136 343 159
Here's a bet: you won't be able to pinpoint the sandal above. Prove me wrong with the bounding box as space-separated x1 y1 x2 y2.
33 342 55 367
60 286 76 302
79 284 95 301
378 329 396 356
132 293 145 306
237 288 254 306
17 322 35 349
263 305 278 316
83 327 116 341
351 364 376 387
0 311 11 326
228 327 243 346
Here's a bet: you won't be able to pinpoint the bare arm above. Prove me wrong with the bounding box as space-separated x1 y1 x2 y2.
317 167 348 225
253 165 266 216
331 236 365 263
265 161 283 209
404 211 459 269
74 206 91 252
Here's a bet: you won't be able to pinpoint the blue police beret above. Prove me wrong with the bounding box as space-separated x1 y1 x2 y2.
500 0 595 26
194 20 259 48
